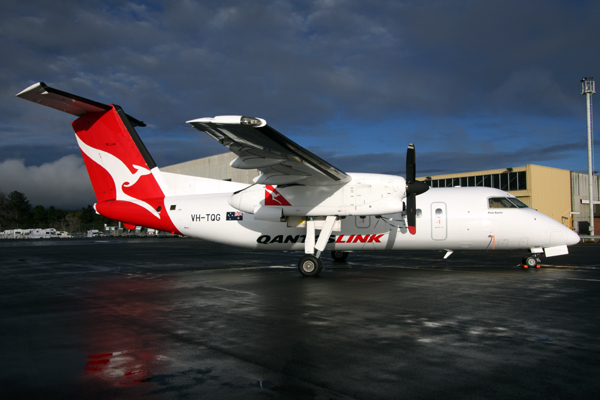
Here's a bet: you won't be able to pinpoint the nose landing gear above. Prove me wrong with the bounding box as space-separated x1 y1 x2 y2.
522 255 541 269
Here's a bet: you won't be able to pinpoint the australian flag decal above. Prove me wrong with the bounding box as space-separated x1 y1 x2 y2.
226 211 244 221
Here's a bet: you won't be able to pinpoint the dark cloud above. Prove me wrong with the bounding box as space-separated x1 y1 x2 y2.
320 139 587 177
1 0 598 207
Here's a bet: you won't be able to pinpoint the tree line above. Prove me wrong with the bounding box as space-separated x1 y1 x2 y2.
0 190 114 233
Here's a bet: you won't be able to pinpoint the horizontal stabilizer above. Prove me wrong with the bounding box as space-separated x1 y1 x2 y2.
16 82 145 127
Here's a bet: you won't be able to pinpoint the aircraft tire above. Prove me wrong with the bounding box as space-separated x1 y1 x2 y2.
298 255 322 277
331 250 349 262
523 255 538 268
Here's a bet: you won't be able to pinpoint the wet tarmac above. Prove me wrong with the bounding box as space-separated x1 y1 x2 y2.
1 237 599 399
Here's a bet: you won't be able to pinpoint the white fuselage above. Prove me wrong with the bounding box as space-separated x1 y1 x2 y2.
163 184 579 254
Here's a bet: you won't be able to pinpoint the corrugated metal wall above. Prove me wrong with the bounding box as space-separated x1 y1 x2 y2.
571 172 600 232
161 152 257 184
527 165 571 226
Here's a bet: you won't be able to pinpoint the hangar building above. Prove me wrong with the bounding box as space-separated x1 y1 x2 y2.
162 154 599 234
162 152 257 184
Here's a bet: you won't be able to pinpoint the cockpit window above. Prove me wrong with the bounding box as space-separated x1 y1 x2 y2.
509 198 528 208
488 197 528 209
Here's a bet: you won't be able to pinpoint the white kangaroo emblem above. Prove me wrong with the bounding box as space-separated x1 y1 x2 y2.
265 185 285 205
76 135 160 219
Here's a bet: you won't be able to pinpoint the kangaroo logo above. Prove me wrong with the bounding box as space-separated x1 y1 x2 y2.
76 135 160 219
265 185 291 206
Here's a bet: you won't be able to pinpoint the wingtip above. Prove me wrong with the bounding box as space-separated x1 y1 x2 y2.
408 226 416 235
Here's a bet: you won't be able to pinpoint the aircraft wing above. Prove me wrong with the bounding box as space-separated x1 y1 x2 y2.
187 116 350 186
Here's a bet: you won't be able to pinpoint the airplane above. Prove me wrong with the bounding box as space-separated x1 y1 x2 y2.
16 82 580 276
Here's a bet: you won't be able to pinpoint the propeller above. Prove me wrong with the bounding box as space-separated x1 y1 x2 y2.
405 143 429 235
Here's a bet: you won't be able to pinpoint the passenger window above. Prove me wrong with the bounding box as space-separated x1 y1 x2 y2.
435 208 443 216
416 209 422 218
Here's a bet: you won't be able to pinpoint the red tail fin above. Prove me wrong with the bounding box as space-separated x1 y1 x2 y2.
17 82 180 234
72 106 161 203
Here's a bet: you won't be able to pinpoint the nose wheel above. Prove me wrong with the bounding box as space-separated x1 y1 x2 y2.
522 255 540 268
298 255 323 276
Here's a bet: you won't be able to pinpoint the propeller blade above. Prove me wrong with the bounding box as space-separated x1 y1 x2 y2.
405 143 428 235
406 143 416 183
407 192 416 235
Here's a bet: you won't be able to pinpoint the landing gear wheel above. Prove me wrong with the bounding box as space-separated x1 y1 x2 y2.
522 255 539 268
298 255 323 277
331 250 349 262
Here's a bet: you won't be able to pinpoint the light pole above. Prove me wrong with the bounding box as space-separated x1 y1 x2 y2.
581 77 596 235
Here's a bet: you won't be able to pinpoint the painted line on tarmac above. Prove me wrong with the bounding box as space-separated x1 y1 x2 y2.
543 264 600 270
566 277 600 282
384 265 524 275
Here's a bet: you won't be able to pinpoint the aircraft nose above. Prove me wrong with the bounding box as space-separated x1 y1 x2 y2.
566 227 581 246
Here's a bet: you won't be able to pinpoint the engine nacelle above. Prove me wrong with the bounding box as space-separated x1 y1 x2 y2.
228 173 406 217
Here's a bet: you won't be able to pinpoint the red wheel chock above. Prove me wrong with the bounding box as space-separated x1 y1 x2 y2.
521 264 541 269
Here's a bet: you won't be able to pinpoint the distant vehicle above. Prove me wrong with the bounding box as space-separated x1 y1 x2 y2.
30 228 57 239
87 229 102 238
1 229 30 239
17 82 580 275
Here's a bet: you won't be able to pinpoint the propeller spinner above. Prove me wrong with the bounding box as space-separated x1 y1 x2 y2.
405 144 429 235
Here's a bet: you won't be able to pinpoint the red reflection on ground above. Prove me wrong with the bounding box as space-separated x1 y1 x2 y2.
80 276 172 388
84 351 152 385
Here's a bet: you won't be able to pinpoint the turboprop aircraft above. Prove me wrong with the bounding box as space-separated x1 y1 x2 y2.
17 82 580 276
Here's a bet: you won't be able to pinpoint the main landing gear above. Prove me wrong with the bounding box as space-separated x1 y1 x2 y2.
298 251 349 276
331 250 349 262
298 215 339 277
298 255 323 276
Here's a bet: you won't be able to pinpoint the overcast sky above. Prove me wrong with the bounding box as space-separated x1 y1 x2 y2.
1 0 599 209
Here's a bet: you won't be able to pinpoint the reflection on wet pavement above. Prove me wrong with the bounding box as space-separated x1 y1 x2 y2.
1 238 599 399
